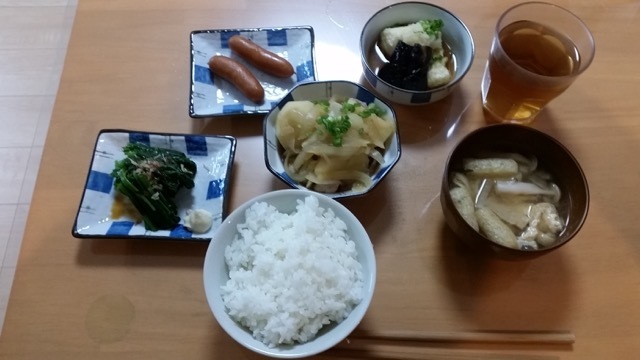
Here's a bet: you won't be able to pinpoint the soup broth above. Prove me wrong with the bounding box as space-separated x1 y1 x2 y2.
449 152 566 250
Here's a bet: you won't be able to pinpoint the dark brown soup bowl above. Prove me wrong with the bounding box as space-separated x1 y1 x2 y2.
440 124 589 259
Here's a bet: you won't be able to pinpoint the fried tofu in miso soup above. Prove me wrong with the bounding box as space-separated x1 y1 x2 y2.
449 152 564 250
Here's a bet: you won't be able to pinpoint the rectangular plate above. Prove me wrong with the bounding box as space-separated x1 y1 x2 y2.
72 129 236 241
189 26 317 118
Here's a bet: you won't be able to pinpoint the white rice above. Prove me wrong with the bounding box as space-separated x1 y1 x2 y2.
221 195 364 347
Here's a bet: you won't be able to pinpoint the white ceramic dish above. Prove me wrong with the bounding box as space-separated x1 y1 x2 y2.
360 2 475 105
72 129 236 241
189 26 317 118
203 189 376 358
263 80 401 199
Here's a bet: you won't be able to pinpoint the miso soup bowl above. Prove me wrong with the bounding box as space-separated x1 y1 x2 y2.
360 2 474 105
440 124 590 259
263 80 401 199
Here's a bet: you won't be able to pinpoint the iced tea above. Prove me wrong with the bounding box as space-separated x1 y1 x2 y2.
481 3 595 124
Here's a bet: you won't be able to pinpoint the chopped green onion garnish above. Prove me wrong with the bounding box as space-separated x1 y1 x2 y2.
420 19 444 37
359 104 386 118
341 102 357 114
317 114 351 147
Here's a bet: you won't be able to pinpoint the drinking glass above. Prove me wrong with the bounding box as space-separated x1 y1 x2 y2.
481 2 595 124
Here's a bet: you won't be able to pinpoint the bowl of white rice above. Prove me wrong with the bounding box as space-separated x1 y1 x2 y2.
203 189 376 358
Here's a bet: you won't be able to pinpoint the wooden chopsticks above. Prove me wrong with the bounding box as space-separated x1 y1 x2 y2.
348 329 575 345
329 345 561 360
326 330 573 360
328 330 575 360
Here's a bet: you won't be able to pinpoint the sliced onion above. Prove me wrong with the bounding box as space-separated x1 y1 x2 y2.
369 148 384 165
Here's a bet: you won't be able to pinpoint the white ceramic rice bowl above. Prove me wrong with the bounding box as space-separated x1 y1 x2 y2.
203 189 376 358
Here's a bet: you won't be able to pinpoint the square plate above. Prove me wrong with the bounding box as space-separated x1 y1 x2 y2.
72 129 236 241
189 26 317 118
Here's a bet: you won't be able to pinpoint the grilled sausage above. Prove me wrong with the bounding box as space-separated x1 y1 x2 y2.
228 35 295 78
208 55 265 103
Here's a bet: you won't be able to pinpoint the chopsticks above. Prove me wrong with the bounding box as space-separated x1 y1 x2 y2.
329 345 561 360
327 330 572 360
348 329 575 345
326 330 572 360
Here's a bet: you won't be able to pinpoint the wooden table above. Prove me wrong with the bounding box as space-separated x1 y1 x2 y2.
2 0 639 359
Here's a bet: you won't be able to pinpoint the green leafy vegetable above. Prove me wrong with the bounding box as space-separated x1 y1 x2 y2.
110 142 197 231
420 19 444 37
317 114 352 147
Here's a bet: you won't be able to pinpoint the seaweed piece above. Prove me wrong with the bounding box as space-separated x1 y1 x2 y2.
378 41 433 91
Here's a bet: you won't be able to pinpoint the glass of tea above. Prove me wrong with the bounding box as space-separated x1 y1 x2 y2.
481 2 595 124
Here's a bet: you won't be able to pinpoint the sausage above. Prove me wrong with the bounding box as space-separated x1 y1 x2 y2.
228 35 295 78
208 55 265 103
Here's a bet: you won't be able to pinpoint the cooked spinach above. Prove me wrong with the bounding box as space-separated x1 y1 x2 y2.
111 142 197 231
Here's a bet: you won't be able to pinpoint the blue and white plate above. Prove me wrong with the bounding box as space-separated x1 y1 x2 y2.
72 130 236 241
189 26 317 118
